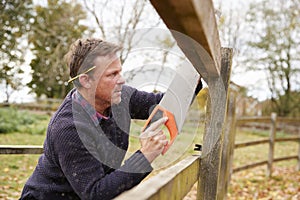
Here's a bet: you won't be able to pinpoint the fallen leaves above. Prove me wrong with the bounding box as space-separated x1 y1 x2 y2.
184 164 300 199
228 165 300 199
3 168 9 173
0 155 39 200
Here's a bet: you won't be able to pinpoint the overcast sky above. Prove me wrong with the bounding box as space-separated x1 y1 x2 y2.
1 0 273 103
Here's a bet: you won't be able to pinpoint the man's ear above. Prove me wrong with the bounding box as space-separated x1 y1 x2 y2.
78 74 91 89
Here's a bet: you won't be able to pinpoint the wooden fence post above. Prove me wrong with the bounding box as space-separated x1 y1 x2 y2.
197 48 232 200
217 92 237 199
267 112 277 177
298 127 300 171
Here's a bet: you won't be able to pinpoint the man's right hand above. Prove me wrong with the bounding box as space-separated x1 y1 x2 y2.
139 117 168 163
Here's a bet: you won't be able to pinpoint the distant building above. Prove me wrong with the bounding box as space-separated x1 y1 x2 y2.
230 81 262 117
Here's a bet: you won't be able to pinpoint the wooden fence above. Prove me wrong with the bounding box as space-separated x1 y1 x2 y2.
0 98 62 112
0 145 43 154
1 112 299 199
115 112 300 199
114 102 300 199
233 113 300 176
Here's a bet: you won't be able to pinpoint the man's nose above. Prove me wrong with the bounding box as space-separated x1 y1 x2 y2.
117 74 125 84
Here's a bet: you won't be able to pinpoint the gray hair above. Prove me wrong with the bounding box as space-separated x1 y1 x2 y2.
65 38 121 87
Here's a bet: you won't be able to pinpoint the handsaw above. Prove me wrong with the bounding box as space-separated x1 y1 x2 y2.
142 60 200 154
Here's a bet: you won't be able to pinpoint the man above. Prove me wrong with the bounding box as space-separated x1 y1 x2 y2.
20 38 201 199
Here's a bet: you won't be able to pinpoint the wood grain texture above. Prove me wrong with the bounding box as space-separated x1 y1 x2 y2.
150 0 221 80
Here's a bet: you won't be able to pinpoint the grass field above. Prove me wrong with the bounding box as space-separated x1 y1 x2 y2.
0 108 299 199
228 128 300 200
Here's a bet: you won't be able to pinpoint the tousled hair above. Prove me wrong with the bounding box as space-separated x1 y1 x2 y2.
65 38 121 87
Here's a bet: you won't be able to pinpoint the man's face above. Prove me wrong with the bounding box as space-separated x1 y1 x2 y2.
90 55 125 107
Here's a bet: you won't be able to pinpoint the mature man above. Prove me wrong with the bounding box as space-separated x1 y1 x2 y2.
20 38 201 199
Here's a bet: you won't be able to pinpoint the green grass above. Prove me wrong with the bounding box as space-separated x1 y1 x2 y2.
233 128 299 169
0 107 49 199
0 132 46 199
0 154 41 199
0 108 299 199
0 132 46 145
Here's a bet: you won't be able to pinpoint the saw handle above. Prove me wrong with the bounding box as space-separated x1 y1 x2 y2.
142 105 178 155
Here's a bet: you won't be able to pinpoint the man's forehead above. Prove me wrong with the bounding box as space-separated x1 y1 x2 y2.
97 52 119 61
92 54 120 72
94 54 119 66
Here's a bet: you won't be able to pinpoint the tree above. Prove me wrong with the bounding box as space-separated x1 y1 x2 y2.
213 0 260 101
27 0 91 98
82 0 184 94
214 0 247 67
0 0 33 102
245 0 300 116
82 0 162 64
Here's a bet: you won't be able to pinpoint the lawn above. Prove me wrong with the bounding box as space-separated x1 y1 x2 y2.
0 107 299 199
0 107 49 199
227 128 300 199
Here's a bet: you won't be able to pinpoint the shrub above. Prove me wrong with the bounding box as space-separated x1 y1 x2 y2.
0 107 49 134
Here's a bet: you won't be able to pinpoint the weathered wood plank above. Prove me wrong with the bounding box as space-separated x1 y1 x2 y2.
197 48 233 200
236 117 272 125
236 117 300 126
233 156 299 174
275 136 300 142
277 117 300 124
233 161 268 173
150 0 221 80
235 139 270 149
217 93 237 199
273 156 298 163
115 155 200 200
267 113 277 177
298 130 300 171
0 145 43 154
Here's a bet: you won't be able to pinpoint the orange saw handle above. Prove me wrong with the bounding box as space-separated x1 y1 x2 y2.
142 105 178 155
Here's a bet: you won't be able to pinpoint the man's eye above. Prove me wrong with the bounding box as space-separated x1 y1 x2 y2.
110 72 118 77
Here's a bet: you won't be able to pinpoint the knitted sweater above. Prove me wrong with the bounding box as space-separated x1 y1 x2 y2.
20 85 163 200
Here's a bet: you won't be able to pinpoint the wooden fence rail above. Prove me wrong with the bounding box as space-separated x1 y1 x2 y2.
234 139 269 148
235 136 300 149
0 145 43 154
0 98 63 112
115 156 200 200
232 113 300 177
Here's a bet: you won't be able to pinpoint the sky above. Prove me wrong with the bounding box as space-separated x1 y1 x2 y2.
213 0 273 100
0 0 277 103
